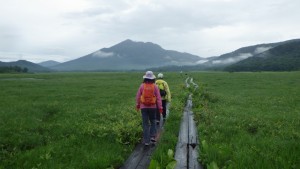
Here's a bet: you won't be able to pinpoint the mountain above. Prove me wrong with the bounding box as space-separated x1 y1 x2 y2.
224 40 300 71
51 39 204 71
0 60 53 72
151 39 300 72
3 39 297 72
38 60 60 67
200 39 300 69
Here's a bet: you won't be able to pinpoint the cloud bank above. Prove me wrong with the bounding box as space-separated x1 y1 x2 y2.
92 51 114 58
0 0 300 63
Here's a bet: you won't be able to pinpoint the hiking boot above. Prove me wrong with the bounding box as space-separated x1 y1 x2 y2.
151 137 156 143
144 143 150 150
156 120 160 125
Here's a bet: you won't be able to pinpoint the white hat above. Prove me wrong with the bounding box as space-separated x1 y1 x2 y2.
143 71 156 79
157 73 163 78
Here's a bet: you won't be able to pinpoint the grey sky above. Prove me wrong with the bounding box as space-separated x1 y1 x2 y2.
1 0 300 63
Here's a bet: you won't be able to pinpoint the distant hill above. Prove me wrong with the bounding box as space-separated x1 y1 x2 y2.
0 60 53 72
38 60 60 67
51 39 205 71
224 40 300 72
200 39 300 69
2 39 299 72
149 39 300 72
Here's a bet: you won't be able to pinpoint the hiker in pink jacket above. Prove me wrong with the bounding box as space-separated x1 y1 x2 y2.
136 71 163 146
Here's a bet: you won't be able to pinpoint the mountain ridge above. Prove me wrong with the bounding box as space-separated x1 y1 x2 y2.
0 60 53 72
201 39 300 66
225 40 300 71
1 38 300 72
51 39 204 71
38 60 60 67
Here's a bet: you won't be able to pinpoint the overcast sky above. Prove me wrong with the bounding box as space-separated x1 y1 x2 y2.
1 0 300 63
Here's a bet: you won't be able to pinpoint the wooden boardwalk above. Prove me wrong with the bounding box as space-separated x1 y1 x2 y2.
120 143 156 169
121 96 202 169
121 77 202 168
174 94 202 169
120 123 163 169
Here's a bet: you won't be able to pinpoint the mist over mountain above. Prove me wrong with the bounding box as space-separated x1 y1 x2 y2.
1 39 299 72
225 40 300 71
51 39 205 71
149 39 300 72
201 39 299 67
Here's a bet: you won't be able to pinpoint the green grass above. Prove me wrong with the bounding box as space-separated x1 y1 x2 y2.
0 72 144 168
189 71 300 169
1 71 299 169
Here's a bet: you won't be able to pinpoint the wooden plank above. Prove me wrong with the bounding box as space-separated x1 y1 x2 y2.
189 144 202 169
175 142 188 169
120 144 146 169
188 111 201 169
175 110 189 169
121 123 163 169
175 94 203 169
136 144 157 169
188 111 198 145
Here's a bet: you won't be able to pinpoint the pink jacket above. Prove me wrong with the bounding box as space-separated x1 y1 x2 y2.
136 83 163 110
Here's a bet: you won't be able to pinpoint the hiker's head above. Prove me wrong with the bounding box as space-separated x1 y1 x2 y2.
157 73 163 79
143 71 156 83
143 71 156 80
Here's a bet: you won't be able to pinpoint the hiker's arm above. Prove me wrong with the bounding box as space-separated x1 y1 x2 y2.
154 85 163 110
135 84 143 108
165 82 171 102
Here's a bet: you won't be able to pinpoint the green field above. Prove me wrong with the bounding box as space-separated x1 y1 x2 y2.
0 73 146 168
190 71 300 169
0 71 299 169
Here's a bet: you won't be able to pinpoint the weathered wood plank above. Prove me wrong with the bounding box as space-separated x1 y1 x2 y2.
120 144 146 169
175 94 202 169
188 111 198 145
121 123 163 169
136 145 156 169
189 144 202 169
175 104 190 169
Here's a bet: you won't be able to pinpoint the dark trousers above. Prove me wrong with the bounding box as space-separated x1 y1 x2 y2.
156 100 167 121
141 108 157 144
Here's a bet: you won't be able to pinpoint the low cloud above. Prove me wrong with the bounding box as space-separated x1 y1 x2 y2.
92 51 114 58
1 0 300 63
196 59 209 64
254 46 272 54
212 53 252 64
164 55 172 60
211 46 273 65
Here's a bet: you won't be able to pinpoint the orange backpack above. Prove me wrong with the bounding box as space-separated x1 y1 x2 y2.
141 83 156 105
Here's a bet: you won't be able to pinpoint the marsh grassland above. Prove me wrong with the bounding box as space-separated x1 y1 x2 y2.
190 71 300 169
0 71 299 169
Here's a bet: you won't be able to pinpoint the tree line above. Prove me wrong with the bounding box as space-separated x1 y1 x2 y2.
0 66 28 73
